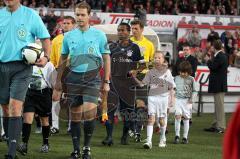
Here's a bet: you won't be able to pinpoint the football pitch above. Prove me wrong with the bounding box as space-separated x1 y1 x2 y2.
0 113 229 159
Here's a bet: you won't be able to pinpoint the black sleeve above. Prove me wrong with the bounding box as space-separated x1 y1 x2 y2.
132 44 143 62
207 53 226 71
172 58 181 77
191 56 198 77
215 32 220 40
109 41 118 56
207 34 210 42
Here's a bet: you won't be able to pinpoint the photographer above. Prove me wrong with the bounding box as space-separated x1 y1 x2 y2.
134 2 147 26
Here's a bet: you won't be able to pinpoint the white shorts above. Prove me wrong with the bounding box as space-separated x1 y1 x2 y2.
148 95 168 118
175 98 192 119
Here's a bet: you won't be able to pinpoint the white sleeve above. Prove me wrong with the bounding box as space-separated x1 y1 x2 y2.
166 69 176 89
46 62 56 88
142 70 151 86
190 77 197 102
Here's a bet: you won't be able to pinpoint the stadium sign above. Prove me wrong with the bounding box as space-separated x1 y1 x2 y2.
99 13 176 33
40 9 240 33
109 14 134 24
195 66 240 92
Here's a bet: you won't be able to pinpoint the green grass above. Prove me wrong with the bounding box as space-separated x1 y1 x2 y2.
0 113 230 159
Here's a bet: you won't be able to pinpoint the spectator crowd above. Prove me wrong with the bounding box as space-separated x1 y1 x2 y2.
177 26 240 67
0 0 239 15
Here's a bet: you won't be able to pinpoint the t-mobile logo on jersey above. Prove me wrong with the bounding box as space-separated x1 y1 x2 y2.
112 57 132 63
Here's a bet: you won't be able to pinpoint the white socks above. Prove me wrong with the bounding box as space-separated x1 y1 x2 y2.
157 122 160 128
183 120 189 139
160 116 167 141
52 101 60 129
146 125 153 143
160 126 166 141
175 118 181 137
175 118 189 139
0 107 4 135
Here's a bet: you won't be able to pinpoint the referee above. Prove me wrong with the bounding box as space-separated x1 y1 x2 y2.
0 1 50 158
55 2 110 159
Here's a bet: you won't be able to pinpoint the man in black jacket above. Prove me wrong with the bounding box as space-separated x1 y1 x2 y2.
173 44 198 78
207 27 220 45
204 39 228 133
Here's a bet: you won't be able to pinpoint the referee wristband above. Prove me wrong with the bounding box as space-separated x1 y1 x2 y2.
104 80 111 84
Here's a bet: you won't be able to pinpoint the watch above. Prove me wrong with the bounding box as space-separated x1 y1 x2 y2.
44 55 50 62
104 80 111 84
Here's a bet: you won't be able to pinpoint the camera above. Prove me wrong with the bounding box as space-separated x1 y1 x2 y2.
134 4 143 19
136 5 141 10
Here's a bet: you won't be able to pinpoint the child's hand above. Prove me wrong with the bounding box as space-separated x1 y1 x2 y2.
129 70 137 78
204 54 210 62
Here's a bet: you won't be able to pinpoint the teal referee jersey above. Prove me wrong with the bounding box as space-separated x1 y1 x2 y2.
62 27 110 73
0 5 50 62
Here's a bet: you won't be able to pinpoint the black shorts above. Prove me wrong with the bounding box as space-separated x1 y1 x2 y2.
0 61 32 104
23 88 52 117
63 69 101 107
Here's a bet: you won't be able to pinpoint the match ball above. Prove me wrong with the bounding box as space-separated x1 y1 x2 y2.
22 43 44 64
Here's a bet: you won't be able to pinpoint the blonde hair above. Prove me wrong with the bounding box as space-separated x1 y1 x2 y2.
153 51 168 66
154 51 166 61
154 51 164 56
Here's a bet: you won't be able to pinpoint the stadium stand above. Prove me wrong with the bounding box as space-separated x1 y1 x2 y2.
1 0 239 16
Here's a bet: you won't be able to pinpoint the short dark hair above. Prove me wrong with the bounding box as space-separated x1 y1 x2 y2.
75 2 91 15
182 43 190 48
64 16 76 24
118 22 131 32
213 39 223 50
179 61 192 75
130 19 144 28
